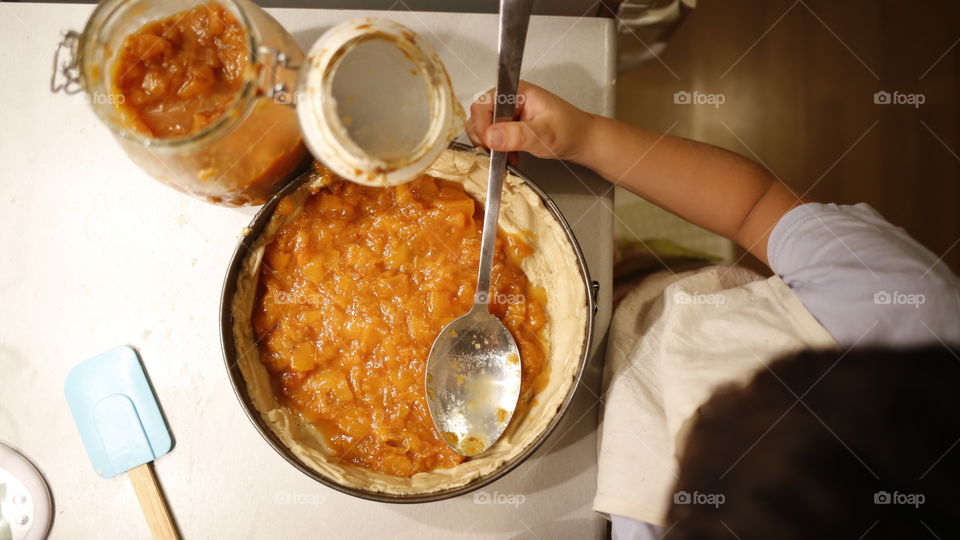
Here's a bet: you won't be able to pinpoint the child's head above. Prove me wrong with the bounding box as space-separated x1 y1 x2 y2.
667 346 960 539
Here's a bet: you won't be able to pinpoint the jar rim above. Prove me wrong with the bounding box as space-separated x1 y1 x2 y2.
78 0 260 150
295 18 462 187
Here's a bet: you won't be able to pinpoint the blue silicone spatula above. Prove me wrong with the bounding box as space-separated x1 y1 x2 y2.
65 346 179 540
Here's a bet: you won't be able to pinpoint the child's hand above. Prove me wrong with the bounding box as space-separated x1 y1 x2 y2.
467 81 805 266
466 81 595 163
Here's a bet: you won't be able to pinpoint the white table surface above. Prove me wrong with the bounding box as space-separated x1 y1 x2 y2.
0 4 615 539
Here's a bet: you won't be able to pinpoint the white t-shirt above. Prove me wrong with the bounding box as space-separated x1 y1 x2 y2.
606 203 960 540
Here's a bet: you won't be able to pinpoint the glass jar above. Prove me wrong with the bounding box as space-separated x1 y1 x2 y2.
52 0 309 206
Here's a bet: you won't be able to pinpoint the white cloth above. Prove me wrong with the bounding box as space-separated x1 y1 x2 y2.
592 265 837 526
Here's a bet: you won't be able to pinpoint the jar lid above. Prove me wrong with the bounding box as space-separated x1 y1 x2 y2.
296 18 464 186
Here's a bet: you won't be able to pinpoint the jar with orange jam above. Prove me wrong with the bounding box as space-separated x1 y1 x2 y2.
52 0 308 206
55 4 465 203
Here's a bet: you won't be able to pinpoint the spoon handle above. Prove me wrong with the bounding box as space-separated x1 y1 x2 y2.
475 0 534 307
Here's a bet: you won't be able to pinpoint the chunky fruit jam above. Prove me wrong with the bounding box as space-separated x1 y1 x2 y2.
112 2 248 138
253 173 549 477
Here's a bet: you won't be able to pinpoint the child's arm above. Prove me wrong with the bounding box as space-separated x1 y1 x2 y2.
466 82 810 265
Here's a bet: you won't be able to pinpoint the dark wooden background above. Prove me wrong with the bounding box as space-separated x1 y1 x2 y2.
616 0 960 272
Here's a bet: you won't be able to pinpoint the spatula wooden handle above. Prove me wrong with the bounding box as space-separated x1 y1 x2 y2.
128 462 181 540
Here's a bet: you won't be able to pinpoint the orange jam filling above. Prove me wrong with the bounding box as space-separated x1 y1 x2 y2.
112 3 248 138
252 173 549 477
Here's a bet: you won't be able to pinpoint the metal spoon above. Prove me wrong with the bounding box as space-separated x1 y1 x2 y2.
425 0 534 457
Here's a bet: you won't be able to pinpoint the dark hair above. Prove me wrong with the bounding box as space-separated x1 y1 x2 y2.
666 346 960 539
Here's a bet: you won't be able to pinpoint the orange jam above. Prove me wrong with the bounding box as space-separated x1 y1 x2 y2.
252 172 549 477
112 3 248 138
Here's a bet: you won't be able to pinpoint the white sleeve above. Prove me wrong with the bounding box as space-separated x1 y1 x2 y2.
767 203 960 347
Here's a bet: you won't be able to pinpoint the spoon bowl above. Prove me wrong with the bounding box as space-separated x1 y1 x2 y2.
425 307 522 456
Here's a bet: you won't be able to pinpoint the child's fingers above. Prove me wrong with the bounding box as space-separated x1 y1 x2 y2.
465 118 485 147
467 89 495 146
466 109 492 147
468 84 545 157
483 121 535 154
